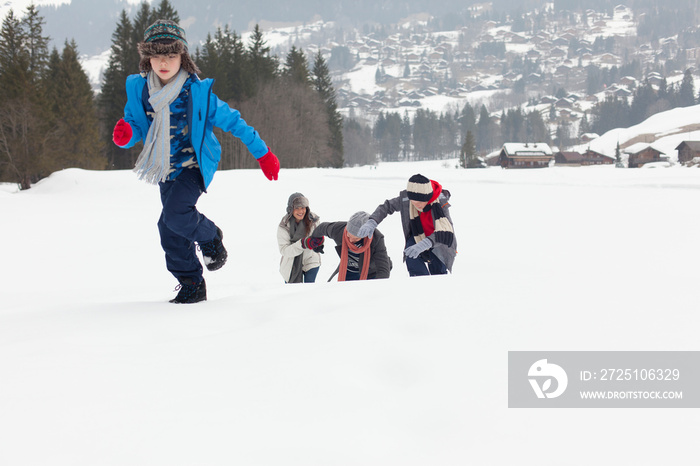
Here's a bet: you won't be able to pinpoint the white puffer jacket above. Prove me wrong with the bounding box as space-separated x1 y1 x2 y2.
277 216 322 282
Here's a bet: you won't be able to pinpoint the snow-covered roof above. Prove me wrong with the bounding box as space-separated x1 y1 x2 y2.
502 143 553 156
623 142 665 155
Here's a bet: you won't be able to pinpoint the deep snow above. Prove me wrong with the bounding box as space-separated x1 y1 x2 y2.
1 161 700 465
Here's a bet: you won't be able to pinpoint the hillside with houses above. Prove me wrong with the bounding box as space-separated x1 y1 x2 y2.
66 1 700 168
263 3 700 165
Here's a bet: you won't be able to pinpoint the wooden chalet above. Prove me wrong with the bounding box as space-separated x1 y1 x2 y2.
582 149 615 165
624 143 666 168
498 143 554 168
579 133 599 143
675 141 700 164
554 151 583 166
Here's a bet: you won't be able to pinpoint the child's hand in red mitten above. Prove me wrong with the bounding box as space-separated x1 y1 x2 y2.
112 119 132 146
258 149 280 180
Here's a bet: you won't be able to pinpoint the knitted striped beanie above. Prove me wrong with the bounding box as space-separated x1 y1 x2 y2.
143 20 188 48
406 174 433 202
138 19 200 74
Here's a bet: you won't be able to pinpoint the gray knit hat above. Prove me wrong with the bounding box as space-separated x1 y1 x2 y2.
346 211 369 237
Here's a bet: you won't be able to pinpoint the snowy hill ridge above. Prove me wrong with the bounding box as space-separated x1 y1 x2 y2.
572 103 700 161
2 160 699 464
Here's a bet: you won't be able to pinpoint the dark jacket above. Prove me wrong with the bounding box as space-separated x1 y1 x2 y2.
369 188 457 272
312 221 392 280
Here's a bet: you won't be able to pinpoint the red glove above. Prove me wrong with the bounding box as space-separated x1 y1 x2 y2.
112 119 132 146
302 236 324 249
258 149 279 181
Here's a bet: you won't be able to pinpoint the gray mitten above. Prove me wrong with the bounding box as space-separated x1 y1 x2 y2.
404 238 433 259
357 219 378 238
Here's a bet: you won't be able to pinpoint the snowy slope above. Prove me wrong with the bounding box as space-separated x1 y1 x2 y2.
2 162 699 465
572 103 700 161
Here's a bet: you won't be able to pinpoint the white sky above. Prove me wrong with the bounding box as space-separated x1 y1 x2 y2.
0 0 69 19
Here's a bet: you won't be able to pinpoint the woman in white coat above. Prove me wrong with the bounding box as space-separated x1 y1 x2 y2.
277 193 323 283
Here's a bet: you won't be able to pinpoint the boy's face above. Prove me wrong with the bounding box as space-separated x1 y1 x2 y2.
410 200 429 211
346 230 361 243
150 53 182 84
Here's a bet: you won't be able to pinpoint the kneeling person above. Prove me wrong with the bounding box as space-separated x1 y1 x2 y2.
357 174 456 276
311 211 392 281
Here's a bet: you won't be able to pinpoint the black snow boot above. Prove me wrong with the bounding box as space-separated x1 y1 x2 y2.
200 227 228 271
169 278 207 304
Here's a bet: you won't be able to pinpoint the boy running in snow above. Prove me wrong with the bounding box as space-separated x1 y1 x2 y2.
356 174 456 276
112 19 280 303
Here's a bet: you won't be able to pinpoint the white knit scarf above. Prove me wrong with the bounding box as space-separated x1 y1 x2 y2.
133 69 188 184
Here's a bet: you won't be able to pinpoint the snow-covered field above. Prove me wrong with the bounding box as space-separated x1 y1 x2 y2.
1 161 699 465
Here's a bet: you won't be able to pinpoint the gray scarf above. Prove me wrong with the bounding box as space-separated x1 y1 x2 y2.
288 219 307 283
133 69 188 184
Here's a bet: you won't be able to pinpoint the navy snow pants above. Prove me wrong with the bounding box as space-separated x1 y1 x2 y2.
404 236 447 277
157 168 217 283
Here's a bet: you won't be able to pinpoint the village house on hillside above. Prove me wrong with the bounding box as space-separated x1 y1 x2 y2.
675 141 700 164
554 151 584 166
579 133 599 144
582 149 615 165
498 143 554 168
624 143 666 167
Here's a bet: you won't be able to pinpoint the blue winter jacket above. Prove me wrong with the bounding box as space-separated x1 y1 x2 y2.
119 73 269 189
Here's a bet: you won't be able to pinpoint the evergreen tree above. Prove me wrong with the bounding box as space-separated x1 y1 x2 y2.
438 111 459 157
132 3 156 55
152 0 179 22
459 102 476 144
196 33 219 80
311 50 343 168
591 96 631 135
99 10 137 169
373 112 401 161
228 30 250 102
199 26 248 102
0 10 30 100
0 7 51 188
460 130 477 168
679 69 695 107
247 24 278 86
502 107 526 142
476 105 493 152
555 121 572 149
579 113 590 136
342 118 374 166
44 40 106 171
526 109 549 143
412 109 440 160
400 111 412 159
283 46 309 84
328 45 354 71
629 80 656 125
22 5 50 84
